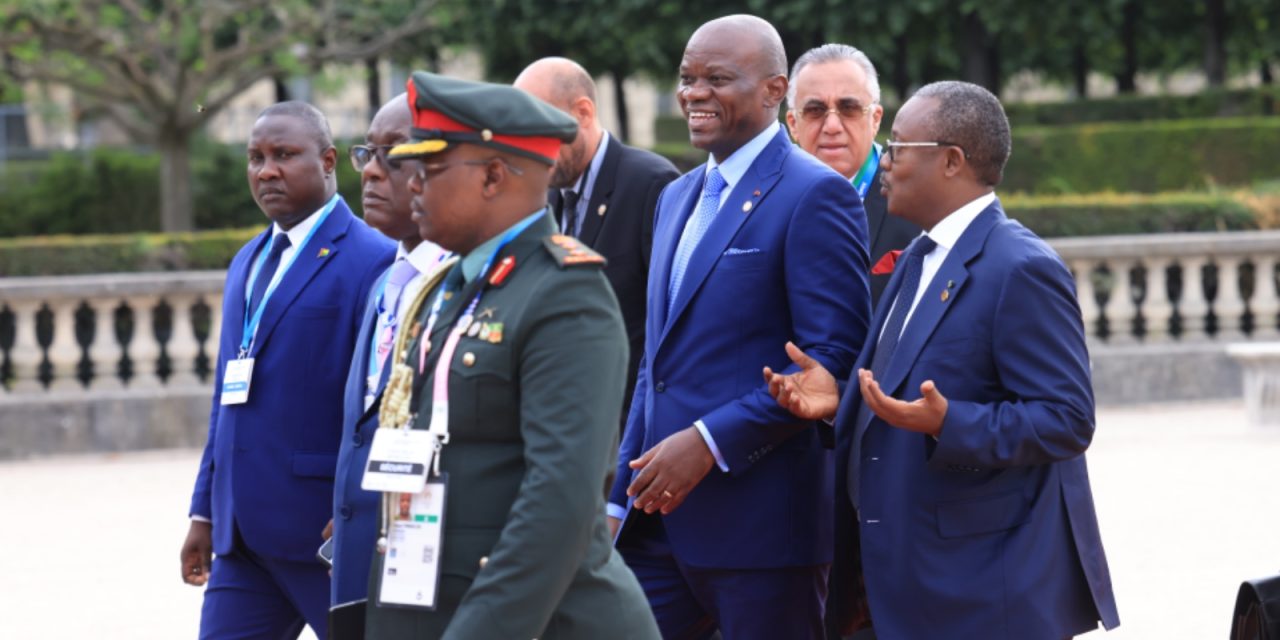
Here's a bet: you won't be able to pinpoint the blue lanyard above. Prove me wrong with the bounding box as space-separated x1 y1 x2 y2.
416 210 545 373
239 194 340 356
852 143 881 200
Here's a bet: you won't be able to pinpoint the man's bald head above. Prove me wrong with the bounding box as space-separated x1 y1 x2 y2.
689 14 787 79
514 57 597 112
514 56 603 189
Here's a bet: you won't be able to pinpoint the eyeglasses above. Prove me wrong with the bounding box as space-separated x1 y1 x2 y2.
884 140 969 163
796 99 874 122
410 157 525 184
349 145 402 172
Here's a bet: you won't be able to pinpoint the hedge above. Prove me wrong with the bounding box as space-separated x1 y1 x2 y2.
1 190 1274 275
0 139 366 237
653 86 1280 143
657 116 1280 195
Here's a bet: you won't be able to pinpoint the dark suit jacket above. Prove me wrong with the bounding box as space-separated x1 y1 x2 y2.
832 200 1120 638
862 167 920 307
549 137 679 424
190 199 394 562
610 128 870 568
365 214 659 640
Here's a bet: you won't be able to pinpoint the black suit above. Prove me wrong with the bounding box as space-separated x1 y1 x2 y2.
549 136 679 425
862 167 920 307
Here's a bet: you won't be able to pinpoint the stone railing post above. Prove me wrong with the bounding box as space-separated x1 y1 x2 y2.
1216 257 1247 341
1142 257 1174 342
46 298 83 391
167 294 201 386
1178 257 1210 340
1106 260 1135 343
1071 260 1100 341
8 300 43 392
127 295 162 388
88 298 124 390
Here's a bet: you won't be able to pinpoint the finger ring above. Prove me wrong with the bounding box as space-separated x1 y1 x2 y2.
662 490 674 498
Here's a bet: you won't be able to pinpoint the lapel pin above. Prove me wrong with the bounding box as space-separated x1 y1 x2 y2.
317 247 331 258
941 290 951 302
742 201 753 213
598 204 607 216
947 280 955 288
753 189 761 197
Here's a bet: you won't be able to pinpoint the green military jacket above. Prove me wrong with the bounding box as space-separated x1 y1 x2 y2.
365 213 660 640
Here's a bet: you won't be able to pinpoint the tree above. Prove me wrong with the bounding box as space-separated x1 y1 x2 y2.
0 0 438 232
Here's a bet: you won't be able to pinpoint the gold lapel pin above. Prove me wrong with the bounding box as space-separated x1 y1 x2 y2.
941 290 951 302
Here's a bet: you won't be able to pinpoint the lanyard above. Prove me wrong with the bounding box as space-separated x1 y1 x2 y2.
851 143 881 200
239 194 340 357
415 211 545 444
366 249 451 388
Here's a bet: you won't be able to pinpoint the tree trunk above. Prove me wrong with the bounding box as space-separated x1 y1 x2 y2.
1116 1 1139 93
1072 44 1089 98
274 76 290 102
1261 59 1273 85
1204 0 1227 87
960 11 1000 94
611 71 630 144
892 33 911 101
366 57 382 118
157 132 194 232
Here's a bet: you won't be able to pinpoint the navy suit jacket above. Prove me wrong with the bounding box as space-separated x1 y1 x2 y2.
610 128 870 568
832 201 1120 637
190 199 394 563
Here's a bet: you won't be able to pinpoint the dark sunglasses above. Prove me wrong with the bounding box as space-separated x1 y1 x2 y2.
349 144 403 172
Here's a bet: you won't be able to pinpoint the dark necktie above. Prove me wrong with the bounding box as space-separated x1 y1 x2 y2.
560 189 581 236
848 235 937 507
248 234 291 319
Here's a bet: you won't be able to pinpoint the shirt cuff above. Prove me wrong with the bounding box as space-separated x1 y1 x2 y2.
606 503 628 521
190 514 212 523
694 419 729 473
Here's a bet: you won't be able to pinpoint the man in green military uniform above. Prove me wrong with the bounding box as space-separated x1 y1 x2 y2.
361 71 661 640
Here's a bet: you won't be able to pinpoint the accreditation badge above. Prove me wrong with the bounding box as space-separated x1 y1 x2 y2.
362 429 435 493
220 358 254 405
377 475 447 610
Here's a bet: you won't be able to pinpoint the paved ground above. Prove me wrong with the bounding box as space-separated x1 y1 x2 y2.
0 400 1275 639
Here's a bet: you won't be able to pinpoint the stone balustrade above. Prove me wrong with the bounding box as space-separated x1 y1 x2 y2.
2 230 1278 458
0 272 225 395
1047 230 1280 344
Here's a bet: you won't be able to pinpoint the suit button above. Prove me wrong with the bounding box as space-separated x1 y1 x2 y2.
655 381 666 393
352 432 363 447
339 505 352 520
478 556 489 569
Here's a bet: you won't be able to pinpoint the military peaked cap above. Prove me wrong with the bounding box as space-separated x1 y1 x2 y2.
388 71 578 165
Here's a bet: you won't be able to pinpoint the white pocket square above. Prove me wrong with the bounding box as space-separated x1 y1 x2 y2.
723 247 762 256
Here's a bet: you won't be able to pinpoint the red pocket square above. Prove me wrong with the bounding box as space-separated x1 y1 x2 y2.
871 250 902 275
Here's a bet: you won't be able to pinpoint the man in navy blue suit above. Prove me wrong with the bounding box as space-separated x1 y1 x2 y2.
607 14 870 640
767 81 1119 638
325 93 448 630
180 101 395 639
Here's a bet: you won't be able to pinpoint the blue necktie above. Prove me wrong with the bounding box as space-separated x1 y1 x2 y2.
248 233 291 319
848 235 937 507
667 167 727 316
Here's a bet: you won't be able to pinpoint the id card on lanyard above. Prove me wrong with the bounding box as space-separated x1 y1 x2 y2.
221 195 339 406
377 474 448 610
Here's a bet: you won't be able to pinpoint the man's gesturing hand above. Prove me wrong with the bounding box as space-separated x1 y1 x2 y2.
626 426 715 515
763 341 840 421
180 520 213 586
858 368 949 437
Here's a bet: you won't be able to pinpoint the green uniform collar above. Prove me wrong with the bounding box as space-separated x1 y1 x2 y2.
460 209 546 283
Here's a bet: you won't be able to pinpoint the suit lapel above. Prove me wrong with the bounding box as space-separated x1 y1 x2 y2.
648 171 703 345
863 169 889 256
250 198 354 356
577 138 622 248
876 204 1004 397
836 254 907 445
661 129 789 339
225 230 270 350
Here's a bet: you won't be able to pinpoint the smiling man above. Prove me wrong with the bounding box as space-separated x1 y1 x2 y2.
786 44 919 307
181 101 394 640
607 14 870 640
326 93 449 632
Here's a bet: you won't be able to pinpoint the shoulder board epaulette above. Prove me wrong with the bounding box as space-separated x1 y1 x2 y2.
543 234 607 269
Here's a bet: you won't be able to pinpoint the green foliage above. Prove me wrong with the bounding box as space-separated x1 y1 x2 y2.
1002 191 1262 237
0 139 368 236
1003 117 1280 194
0 228 260 276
